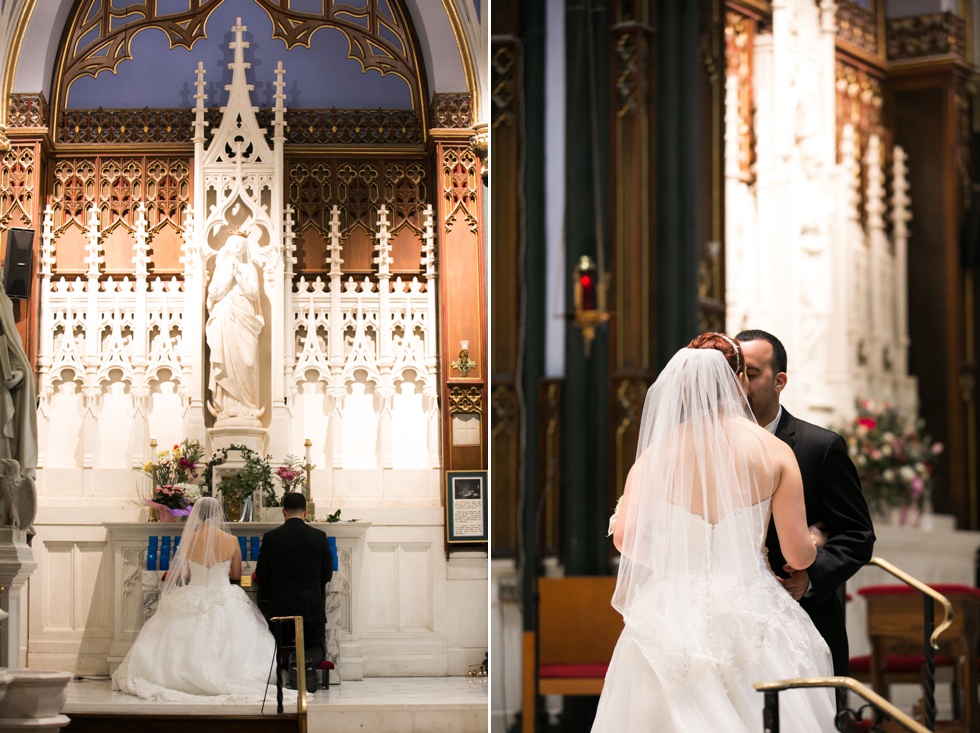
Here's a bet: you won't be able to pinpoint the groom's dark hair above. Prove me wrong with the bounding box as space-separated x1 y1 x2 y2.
282 492 307 512
735 329 787 374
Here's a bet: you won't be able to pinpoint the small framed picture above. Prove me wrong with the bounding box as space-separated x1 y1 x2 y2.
446 471 488 543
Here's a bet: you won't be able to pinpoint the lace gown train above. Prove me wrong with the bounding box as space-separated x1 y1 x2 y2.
112 559 283 702
592 502 837 732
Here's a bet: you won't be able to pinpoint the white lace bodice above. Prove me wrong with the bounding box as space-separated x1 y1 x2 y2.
648 499 772 578
186 559 233 587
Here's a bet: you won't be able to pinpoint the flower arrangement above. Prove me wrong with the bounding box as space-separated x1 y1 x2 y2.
149 484 196 514
837 400 944 519
144 439 205 517
270 455 307 507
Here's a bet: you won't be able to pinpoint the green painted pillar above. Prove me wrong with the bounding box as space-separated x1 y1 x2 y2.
656 0 701 369
520 0 547 627
562 0 612 577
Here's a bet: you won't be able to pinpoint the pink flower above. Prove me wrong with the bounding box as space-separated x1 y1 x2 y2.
911 477 924 497
858 417 877 430
931 442 944 455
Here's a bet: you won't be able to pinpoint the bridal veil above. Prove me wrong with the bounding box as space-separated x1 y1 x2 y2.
161 495 236 596
612 346 784 679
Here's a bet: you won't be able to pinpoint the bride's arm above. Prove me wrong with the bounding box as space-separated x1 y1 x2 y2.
770 439 817 570
612 467 635 553
229 539 243 584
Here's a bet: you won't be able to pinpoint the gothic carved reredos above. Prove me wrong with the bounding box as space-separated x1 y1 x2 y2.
724 0 917 423
442 148 479 235
449 386 482 415
431 93 473 129
35 19 441 475
7 94 49 129
0 146 34 230
491 45 517 130
835 1 878 56
55 107 427 146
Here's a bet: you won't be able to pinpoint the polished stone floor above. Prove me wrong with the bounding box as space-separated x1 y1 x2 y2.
63 676 489 732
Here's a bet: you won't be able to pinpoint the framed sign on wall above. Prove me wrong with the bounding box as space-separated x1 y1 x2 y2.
446 470 488 543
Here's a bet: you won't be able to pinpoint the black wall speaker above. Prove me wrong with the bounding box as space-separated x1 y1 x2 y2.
3 228 34 300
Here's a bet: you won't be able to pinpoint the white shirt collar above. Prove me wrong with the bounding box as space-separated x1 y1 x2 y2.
764 405 783 435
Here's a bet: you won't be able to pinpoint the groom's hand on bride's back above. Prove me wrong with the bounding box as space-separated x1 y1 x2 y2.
779 565 810 601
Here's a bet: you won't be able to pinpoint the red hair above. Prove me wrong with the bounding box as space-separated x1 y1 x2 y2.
687 332 743 374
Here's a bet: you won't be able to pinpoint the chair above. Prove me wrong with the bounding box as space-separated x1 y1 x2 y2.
522 576 622 733
858 583 980 730
315 659 336 688
847 589 956 689
252 572 336 689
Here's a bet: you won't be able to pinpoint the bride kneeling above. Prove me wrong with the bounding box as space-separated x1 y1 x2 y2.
113 496 286 702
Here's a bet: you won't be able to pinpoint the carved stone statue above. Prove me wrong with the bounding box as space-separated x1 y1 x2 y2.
0 275 37 529
206 230 264 425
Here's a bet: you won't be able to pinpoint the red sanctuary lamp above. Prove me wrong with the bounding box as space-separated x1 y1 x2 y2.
572 255 610 357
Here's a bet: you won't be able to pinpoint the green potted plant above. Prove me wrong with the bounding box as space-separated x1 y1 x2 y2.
205 445 274 522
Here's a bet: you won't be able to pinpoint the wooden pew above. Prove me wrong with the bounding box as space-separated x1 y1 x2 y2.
522 576 623 733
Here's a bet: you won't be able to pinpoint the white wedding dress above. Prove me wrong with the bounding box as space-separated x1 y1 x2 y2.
592 500 837 731
112 559 282 702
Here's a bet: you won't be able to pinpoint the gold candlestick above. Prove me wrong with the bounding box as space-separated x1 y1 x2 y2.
303 438 315 521
148 437 159 522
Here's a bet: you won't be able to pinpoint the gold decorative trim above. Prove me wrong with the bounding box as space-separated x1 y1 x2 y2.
469 122 487 182
1 0 38 130
613 377 648 504
449 385 483 414
490 383 517 440
440 0 480 122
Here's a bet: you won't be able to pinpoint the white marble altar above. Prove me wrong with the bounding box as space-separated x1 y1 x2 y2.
115 522 371 680
27 507 485 679
106 520 368 679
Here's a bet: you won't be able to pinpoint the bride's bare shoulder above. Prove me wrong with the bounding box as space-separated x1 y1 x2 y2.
728 417 790 454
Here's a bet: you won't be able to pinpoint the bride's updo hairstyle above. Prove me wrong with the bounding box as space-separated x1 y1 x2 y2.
686 332 744 375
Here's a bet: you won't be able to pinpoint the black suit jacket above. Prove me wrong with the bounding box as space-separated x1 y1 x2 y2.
256 517 333 625
766 408 875 675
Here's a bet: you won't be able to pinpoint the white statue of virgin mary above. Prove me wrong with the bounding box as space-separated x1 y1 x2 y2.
206 229 264 424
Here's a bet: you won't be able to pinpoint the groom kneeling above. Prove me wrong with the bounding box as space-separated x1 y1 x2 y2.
256 492 334 693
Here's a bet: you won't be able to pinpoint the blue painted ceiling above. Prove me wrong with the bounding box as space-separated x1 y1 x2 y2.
66 0 413 109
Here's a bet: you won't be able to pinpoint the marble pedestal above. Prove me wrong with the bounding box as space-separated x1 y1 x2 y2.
0 669 71 732
0 531 36 668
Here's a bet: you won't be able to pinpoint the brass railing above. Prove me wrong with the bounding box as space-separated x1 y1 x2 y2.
754 677 929 733
269 615 309 733
866 556 954 729
756 557 954 732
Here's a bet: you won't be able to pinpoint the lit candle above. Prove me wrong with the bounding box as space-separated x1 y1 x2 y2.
303 438 313 502
460 340 469 351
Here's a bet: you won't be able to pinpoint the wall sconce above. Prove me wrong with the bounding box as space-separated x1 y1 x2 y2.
573 255 609 357
452 340 476 377
469 123 488 186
